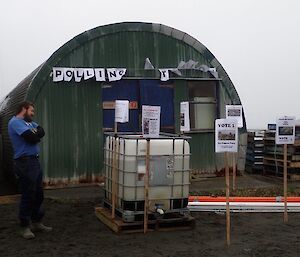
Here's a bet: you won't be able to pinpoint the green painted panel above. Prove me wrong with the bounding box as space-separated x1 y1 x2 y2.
188 133 216 172
34 79 103 182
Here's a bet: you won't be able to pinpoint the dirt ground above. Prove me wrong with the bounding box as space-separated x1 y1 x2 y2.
1 175 300 257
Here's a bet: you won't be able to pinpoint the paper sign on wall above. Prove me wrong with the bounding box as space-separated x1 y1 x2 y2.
142 105 161 138
215 119 238 153
226 105 243 128
180 102 190 132
276 116 296 145
115 100 129 123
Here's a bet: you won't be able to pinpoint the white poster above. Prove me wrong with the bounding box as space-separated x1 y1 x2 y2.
159 69 169 81
226 105 243 128
215 119 238 153
180 102 190 132
52 67 64 82
115 100 129 123
107 68 127 82
142 105 161 138
74 68 84 82
276 116 296 145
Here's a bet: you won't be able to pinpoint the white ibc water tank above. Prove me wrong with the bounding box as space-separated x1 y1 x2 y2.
104 134 190 214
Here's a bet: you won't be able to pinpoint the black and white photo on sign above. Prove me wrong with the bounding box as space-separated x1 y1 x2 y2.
278 126 294 136
180 101 190 132
218 130 236 141
215 118 238 153
275 116 296 145
227 109 240 117
142 105 161 138
115 100 129 123
225 105 243 128
143 118 150 134
180 113 185 126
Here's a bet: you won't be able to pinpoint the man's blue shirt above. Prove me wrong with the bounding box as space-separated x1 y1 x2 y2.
8 116 40 159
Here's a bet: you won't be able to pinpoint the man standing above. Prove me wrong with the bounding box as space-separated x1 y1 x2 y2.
8 101 52 239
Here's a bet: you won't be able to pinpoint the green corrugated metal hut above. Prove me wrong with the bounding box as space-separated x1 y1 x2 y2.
0 22 247 186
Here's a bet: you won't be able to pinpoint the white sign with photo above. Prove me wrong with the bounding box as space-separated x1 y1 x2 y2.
115 100 129 123
226 105 243 128
276 116 296 145
142 105 161 138
215 118 238 153
180 102 190 132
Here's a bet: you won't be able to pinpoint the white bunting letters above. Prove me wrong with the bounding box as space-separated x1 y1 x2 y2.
53 67 64 82
159 69 169 81
64 68 74 82
94 68 106 81
74 68 84 82
107 68 126 82
52 67 126 83
83 69 95 80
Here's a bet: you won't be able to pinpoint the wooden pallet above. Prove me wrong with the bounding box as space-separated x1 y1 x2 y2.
95 207 195 233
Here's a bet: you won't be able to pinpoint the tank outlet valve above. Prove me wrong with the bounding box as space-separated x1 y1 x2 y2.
156 208 164 215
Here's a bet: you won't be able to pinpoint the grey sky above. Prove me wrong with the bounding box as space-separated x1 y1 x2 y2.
1 0 299 129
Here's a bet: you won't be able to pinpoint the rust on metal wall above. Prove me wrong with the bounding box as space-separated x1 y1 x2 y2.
44 175 105 188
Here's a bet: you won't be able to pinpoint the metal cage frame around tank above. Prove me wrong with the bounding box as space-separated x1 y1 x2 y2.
103 133 191 217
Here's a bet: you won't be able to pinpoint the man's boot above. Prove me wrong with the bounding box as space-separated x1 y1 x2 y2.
20 227 35 239
31 222 53 232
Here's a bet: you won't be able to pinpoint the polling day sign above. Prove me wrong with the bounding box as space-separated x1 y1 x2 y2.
115 100 129 123
276 116 296 145
142 105 161 138
215 119 238 153
180 102 190 132
225 105 243 128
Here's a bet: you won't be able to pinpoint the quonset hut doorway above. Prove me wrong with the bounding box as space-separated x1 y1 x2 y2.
102 79 175 133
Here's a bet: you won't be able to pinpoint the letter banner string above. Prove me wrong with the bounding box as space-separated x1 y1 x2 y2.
52 67 127 83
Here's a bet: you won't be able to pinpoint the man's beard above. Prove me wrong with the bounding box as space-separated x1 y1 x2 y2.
24 113 33 122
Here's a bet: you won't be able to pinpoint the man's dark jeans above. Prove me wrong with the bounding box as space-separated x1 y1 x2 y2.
14 157 44 227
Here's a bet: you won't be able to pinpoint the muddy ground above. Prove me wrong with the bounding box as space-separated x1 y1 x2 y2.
1 175 300 257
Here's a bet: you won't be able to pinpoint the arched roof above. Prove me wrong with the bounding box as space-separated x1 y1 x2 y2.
25 22 241 104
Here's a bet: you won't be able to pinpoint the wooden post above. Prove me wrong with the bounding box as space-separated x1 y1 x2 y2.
284 144 288 223
111 122 118 219
225 152 231 246
232 152 237 191
144 138 150 233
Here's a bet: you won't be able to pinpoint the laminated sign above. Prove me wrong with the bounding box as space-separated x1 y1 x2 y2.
226 105 243 128
115 100 129 123
215 119 238 153
276 116 296 145
142 105 161 138
180 102 190 132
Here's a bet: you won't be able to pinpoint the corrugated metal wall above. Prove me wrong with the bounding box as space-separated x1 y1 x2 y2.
0 132 3 182
0 67 42 183
33 80 103 185
0 22 246 185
